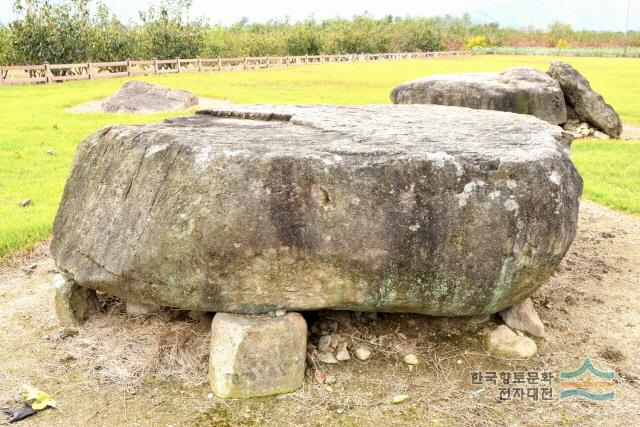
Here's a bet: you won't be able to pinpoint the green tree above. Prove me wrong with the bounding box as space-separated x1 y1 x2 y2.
0 26 12 65
9 0 91 65
139 0 205 60
87 2 141 61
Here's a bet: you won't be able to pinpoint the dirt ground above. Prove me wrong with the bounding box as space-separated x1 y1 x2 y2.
0 200 639 427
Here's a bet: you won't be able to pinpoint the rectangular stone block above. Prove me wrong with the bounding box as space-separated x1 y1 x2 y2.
209 312 307 398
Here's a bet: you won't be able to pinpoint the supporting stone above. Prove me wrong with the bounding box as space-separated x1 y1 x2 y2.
209 312 307 398
499 298 545 337
53 273 99 326
485 325 537 359
126 301 161 316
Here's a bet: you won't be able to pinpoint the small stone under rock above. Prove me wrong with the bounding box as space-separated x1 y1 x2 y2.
318 352 339 364
318 335 332 353
126 301 161 316
485 325 538 359
209 312 307 398
335 342 350 361
499 298 545 337
53 273 99 326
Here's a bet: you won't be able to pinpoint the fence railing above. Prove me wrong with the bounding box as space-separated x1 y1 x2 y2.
0 51 469 86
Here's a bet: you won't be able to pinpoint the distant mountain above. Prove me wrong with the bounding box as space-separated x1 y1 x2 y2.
467 0 637 32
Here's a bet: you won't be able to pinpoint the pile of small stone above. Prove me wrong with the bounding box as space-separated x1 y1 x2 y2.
563 119 611 140
308 311 375 365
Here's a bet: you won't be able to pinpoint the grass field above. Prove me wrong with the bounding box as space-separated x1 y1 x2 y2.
1 55 639 258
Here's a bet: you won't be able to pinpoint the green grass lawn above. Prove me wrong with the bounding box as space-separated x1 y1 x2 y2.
1 55 639 258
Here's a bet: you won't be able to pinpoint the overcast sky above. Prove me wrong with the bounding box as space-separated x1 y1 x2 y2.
0 0 637 31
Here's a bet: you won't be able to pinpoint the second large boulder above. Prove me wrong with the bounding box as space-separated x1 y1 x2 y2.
548 62 622 138
390 67 567 125
102 80 198 113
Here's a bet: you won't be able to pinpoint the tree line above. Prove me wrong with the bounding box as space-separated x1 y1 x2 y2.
1 0 638 66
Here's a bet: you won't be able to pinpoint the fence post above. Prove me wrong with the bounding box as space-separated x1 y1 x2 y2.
285 55 289 66
197 56 202 72
153 58 158 74
87 62 94 79
243 57 247 70
44 62 53 84
217 56 222 71
126 59 132 77
266 56 269 68
176 58 181 73
0 66 4 86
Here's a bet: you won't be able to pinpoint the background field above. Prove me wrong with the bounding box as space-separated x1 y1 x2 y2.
1 55 639 258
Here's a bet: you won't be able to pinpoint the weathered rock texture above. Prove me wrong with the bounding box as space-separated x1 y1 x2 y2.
53 273 99 326
51 104 582 316
209 312 307 398
102 80 198 113
390 67 567 125
548 62 622 138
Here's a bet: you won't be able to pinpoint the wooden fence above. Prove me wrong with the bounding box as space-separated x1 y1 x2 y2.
0 51 468 86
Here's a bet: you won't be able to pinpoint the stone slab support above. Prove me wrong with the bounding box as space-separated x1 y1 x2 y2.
209 312 307 398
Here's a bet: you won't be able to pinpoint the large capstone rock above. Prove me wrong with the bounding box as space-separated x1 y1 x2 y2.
548 62 622 138
102 80 198 113
51 104 582 316
390 67 567 125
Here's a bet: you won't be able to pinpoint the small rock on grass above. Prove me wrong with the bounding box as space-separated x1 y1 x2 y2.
392 394 410 404
404 354 419 365
19 198 32 207
355 347 371 361
486 325 537 359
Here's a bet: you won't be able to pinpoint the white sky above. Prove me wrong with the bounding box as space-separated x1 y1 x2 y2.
0 0 637 31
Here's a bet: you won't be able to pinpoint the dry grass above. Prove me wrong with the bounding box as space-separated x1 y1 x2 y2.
0 201 639 426
51 304 210 392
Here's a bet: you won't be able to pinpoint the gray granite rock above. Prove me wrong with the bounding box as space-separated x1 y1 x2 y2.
102 80 198 113
390 67 567 124
548 62 622 138
51 104 582 316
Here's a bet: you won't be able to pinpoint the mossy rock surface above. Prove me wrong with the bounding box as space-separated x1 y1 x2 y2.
51 104 582 315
